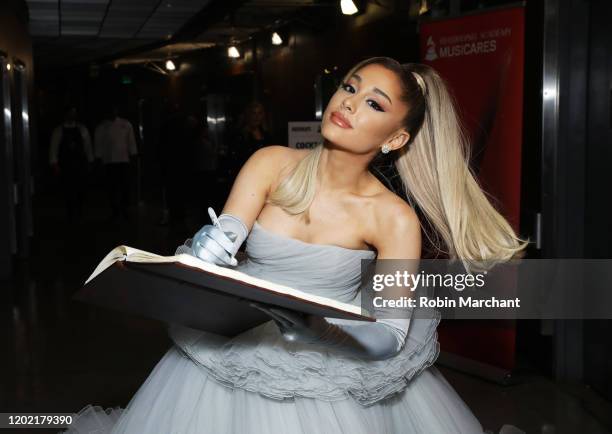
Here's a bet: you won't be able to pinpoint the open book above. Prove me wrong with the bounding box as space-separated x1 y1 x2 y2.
74 246 375 337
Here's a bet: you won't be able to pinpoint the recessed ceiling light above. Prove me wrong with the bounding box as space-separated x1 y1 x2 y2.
271 32 283 45
228 46 240 58
340 0 359 15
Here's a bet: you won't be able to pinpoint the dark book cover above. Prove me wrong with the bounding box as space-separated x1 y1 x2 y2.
74 249 374 337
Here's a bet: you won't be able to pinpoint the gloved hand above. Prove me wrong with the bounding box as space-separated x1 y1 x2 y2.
175 209 248 267
192 224 240 266
249 302 404 361
249 302 331 343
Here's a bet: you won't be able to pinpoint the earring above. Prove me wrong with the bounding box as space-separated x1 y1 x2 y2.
381 144 390 154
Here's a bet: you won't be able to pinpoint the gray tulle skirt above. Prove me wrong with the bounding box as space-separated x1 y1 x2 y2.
60 343 487 434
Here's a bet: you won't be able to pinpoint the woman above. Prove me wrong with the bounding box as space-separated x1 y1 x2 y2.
63 57 527 433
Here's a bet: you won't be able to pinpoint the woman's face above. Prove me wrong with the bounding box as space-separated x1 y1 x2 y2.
321 63 409 154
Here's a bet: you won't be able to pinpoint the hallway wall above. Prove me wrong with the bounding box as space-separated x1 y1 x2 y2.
0 0 35 277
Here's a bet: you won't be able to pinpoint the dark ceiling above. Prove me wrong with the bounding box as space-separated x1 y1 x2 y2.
25 0 338 69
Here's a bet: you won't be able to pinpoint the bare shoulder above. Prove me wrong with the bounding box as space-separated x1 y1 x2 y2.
248 145 306 171
248 145 292 163
222 146 301 224
249 145 311 191
366 188 422 259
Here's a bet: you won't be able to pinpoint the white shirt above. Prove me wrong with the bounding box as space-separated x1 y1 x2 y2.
49 122 94 164
94 117 138 164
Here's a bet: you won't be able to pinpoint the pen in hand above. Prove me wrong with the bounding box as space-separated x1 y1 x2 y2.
208 207 223 230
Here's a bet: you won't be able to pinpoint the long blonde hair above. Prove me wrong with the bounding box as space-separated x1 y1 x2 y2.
268 57 528 269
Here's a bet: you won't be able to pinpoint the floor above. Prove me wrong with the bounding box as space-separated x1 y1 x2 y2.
1 183 611 434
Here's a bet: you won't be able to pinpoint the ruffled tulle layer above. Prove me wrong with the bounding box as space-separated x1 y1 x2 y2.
61 405 124 434
168 310 442 407
61 344 485 434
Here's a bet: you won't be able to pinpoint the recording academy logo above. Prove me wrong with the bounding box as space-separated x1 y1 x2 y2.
425 36 438 61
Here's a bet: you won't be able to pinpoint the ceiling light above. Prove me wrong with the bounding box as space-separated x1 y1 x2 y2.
419 0 430 15
340 0 359 15
228 46 240 58
165 59 176 71
6 63 11 71
271 32 283 45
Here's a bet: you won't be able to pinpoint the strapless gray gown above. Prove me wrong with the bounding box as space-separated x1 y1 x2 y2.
62 221 485 433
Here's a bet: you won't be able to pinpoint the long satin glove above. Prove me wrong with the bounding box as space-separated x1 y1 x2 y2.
175 210 248 267
249 302 404 361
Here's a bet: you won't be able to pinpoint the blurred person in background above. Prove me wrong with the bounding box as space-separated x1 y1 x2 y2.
49 105 93 222
194 121 220 218
229 101 274 176
158 102 199 227
94 103 138 224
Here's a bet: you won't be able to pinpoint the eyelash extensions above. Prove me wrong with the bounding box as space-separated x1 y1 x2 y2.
340 83 384 112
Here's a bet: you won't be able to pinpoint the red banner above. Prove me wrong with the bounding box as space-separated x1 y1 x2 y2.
420 7 525 373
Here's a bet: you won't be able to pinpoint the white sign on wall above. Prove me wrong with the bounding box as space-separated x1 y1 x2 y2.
288 121 322 149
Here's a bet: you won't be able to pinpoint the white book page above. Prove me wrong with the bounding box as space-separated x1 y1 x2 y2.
85 245 372 318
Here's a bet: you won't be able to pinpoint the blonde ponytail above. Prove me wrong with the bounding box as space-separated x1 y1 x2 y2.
395 63 528 270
